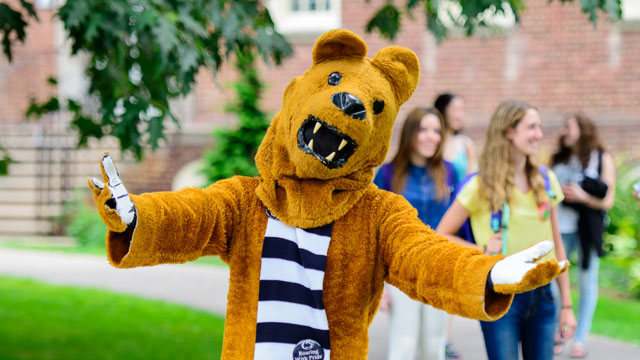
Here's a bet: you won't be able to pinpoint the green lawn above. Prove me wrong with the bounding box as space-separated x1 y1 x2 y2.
590 294 640 345
568 258 640 345
0 277 225 360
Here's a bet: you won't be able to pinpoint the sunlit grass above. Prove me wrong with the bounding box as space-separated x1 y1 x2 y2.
0 277 225 359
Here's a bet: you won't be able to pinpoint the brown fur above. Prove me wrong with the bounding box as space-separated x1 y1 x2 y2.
90 30 561 359
98 176 512 359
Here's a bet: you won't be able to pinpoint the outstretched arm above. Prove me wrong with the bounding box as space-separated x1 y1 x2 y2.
379 193 567 321
89 153 243 268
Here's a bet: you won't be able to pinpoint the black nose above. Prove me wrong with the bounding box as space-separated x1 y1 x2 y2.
331 92 366 120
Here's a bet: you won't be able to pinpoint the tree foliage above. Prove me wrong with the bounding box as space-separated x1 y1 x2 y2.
365 0 621 42
0 145 13 176
201 50 269 184
0 0 622 163
18 0 291 159
0 0 38 61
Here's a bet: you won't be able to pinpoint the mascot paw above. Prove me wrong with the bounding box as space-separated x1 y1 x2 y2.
88 153 136 232
490 240 569 294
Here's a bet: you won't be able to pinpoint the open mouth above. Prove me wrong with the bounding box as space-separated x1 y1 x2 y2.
297 115 357 169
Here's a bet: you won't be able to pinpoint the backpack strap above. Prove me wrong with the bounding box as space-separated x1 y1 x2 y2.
597 150 603 175
452 172 478 244
538 165 556 199
453 172 478 198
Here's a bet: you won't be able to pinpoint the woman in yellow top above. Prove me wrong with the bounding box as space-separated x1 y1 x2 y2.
436 100 577 360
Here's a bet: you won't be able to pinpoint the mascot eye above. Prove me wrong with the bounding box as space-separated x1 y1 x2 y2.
328 72 342 86
373 100 385 114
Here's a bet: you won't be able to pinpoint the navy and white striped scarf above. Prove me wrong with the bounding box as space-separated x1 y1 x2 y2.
254 212 333 359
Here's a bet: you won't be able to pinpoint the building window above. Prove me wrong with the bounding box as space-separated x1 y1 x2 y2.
290 0 332 12
622 0 640 21
35 0 59 9
268 0 341 36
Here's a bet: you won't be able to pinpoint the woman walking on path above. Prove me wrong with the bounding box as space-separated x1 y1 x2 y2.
375 107 458 360
550 114 616 358
436 100 577 360
435 93 475 181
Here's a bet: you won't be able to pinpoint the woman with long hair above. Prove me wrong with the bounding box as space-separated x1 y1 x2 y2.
435 93 475 180
436 100 576 360
374 107 458 360
549 114 615 358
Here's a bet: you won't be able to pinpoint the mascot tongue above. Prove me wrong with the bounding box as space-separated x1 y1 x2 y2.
254 29 419 229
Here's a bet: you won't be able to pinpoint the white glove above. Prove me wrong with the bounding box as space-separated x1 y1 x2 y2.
490 240 568 294
89 154 136 228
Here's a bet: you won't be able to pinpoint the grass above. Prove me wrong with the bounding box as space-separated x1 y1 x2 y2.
2 240 639 348
0 277 225 360
590 294 640 345
564 257 640 346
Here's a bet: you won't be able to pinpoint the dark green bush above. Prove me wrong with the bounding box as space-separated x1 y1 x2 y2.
61 190 107 248
201 51 270 185
602 158 640 297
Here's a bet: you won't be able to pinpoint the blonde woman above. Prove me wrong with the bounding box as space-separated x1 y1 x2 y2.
436 100 577 360
375 107 458 360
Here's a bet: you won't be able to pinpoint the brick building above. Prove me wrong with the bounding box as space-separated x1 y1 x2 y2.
1 0 639 235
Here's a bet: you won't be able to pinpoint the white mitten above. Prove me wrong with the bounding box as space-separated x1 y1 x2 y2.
489 240 568 294
88 153 136 232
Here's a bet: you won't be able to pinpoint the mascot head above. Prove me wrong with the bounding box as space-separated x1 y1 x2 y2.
255 29 420 227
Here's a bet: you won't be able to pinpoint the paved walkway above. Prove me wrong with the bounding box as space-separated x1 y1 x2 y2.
1 248 638 359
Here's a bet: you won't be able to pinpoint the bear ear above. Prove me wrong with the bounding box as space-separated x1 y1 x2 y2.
372 46 420 106
312 29 367 64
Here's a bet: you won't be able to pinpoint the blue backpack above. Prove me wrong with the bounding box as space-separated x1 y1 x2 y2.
453 166 556 250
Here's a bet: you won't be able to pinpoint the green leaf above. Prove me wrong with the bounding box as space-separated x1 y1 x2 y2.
604 0 621 21
19 0 38 20
26 97 60 118
366 5 402 40
62 0 90 28
152 16 180 57
580 0 600 23
0 2 34 62
148 115 165 149
0 146 14 176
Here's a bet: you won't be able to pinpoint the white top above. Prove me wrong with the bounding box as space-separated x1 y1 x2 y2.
552 155 583 234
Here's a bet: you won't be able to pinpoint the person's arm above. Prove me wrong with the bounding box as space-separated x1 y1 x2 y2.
379 194 512 320
90 154 242 268
380 192 567 321
436 200 481 249
550 205 577 340
564 152 616 210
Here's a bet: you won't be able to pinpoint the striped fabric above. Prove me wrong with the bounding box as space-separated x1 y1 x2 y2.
254 213 333 360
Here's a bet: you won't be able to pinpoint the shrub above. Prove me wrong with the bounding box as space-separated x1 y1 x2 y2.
61 189 107 248
606 159 640 247
602 158 640 297
201 51 270 185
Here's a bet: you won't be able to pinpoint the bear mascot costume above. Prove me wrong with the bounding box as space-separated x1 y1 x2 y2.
89 29 567 360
